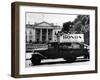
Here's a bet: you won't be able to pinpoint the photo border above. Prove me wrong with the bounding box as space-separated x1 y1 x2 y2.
11 2 98 78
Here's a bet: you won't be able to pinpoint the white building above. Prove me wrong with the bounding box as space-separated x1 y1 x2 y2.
26 21 61 43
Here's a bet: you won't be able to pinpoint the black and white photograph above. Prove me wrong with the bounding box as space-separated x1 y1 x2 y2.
11 2 97 77
25 12 90 67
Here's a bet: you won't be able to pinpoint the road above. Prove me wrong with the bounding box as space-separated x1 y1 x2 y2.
25 57 90 67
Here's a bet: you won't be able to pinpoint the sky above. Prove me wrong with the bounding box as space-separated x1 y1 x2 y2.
26 12 77 27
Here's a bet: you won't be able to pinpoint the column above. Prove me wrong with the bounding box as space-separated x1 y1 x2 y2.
51 29 53 41
26 31 27 43
46 29 48 42
40 29 42 42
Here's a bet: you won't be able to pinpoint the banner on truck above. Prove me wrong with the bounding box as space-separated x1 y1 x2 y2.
59 34 84 42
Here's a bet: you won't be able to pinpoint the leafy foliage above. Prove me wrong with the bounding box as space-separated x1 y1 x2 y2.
62 21 73 33
61 15 90 45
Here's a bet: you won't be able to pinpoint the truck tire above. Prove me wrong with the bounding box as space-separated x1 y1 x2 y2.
30 55 41 65
64 56 76 63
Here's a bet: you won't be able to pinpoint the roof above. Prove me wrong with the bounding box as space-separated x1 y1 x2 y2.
26 21 60 29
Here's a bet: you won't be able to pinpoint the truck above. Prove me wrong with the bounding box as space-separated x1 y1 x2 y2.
30 34 89 65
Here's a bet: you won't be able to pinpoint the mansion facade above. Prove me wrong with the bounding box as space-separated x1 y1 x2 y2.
26 21 61 43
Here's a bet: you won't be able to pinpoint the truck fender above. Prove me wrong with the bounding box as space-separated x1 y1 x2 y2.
31 52 47 59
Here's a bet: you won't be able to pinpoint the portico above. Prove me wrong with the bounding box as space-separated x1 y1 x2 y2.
26 21 61 43
35 28 53 43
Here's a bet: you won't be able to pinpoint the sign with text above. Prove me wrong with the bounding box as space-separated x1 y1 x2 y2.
59 34 84 42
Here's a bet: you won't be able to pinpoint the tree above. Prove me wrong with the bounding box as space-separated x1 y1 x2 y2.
73 15 90 45
61 15 90 45
62 21 73 33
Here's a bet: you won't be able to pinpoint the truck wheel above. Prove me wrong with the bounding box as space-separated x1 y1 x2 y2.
64 56 76 63
30 55 41 65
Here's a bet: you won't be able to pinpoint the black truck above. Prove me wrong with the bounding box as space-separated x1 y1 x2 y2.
30 42 89 65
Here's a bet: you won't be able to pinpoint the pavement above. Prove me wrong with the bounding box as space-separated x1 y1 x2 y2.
25 57 90 67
